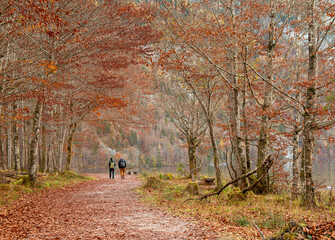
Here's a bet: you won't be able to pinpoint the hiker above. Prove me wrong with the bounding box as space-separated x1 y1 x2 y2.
108 158 115 179
118 158 127 179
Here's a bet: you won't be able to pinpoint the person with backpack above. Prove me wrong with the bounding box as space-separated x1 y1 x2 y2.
108 157 115 179
118 158 127 179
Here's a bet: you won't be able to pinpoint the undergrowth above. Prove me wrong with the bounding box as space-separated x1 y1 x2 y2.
137 173 335 240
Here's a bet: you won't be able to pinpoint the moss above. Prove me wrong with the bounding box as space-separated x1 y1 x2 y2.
14 175 30 186
158 173 174 180
228 188 247 201
143 176 163 189
184 182 199 195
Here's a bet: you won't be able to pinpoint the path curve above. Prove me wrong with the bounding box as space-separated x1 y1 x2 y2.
0 174 229 240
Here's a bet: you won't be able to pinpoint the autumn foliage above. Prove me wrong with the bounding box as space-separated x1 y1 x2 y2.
0 0 158 181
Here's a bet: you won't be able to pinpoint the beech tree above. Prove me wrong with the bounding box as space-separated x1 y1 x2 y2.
159 70 208 181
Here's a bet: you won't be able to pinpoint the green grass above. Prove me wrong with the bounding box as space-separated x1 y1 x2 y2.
233 216 251 227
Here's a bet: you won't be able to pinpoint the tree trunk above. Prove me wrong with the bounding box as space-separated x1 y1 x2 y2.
56 107 66 172
208 118 222 188
231 86 248 189
28 101 43 183
187 137 198 181
292 124 300 198
40 123 46 172
12 103 20 171
292 47 302 199
7 105 12 169
302 115 316 207
225 0 248 189
19 116 24 171
65 121 77 171
242 80 250 171
56 126 66 172
0 109 5 169
24 119 31 171
301 0 317 208
0 134 4 170
256 0 275 193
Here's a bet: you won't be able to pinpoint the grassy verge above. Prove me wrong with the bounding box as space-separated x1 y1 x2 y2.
137 174 335 239
0 171 95 208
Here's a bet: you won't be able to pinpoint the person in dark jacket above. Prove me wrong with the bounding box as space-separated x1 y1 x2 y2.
108 158 115 179
118 158 127 179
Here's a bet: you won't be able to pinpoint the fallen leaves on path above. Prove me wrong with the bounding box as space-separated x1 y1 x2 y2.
0 175 223 240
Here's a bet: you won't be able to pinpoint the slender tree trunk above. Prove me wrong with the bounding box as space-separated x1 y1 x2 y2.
19 115 24 170
226 0 248 189
65 121 77 171
49 140 55 172
292 123 300 198
57 107 66 172
7 105 12 169
256 0 275 193
24 119 31 170
231 86 248 189
242 80 250 171
12 103 20 171
40 123 46 172
292 92 302 198
302 0 317 208
0 134 4 170
0 108 5 169
292 46 302 198
206 116 222 188
59 126 66 172
28 101 43 183
46 141 51 173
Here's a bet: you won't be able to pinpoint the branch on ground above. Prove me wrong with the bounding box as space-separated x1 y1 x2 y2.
186 155 273 202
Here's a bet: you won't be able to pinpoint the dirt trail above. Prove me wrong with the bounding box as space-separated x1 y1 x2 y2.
0 174 234 240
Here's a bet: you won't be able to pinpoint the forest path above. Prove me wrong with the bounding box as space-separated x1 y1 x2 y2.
0 174 235 240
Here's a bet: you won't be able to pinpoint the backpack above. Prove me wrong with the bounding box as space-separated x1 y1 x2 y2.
109 161 115 168
119 159 126 168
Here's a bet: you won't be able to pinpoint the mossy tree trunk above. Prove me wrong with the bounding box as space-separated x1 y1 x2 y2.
187 137 199 181
28 101 43 183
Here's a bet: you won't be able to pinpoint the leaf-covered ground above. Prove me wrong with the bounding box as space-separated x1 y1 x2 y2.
137 176 335 240
0 174 233 240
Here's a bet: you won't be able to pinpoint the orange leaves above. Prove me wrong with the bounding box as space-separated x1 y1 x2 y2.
39 61 57 74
